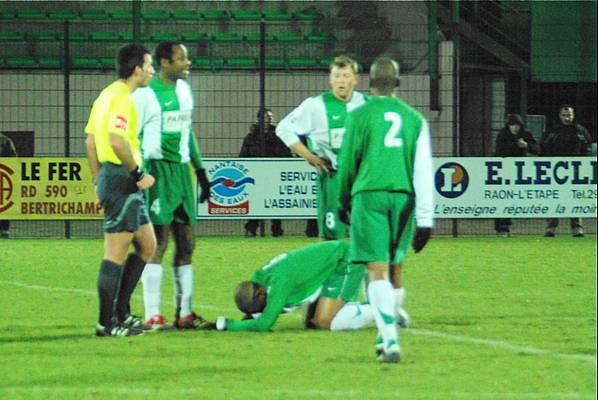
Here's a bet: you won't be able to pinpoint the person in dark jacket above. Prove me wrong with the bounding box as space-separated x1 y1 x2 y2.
540 105 592 237
239 109 292 237
494 114 539 236
0 133 18 238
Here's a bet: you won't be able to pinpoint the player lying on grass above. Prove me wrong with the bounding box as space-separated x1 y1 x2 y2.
200 240 409 332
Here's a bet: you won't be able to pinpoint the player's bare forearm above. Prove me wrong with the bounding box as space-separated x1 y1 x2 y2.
85 135 100 183
109 134 138 172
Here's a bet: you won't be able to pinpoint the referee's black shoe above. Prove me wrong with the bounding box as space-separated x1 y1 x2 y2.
96 323 144 337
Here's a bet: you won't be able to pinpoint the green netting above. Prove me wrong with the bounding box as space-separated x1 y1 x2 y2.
110 9 133 20
48 10 78 20
0 10 15 20
275 32 304 42
57 32 87 41
263 11 293 21
38 57 62 68
17 9 46 20
142 10 170 21
231 10 261 21
306 33 336 43
265 58 286 68
150 33 180 42
243 32 274 42
26 32 56 41
0 32 24 41
181 32 209 42
288 57 318 68
319 57 333 67
80 9 108 21
90 32 120 42
171 10 201 20
201 10 229 21
226 57 257 67
193 57 211 68
212 32 241 42
294 10 324 21
6 57 36 67
72 57 100 68
99 57 116 68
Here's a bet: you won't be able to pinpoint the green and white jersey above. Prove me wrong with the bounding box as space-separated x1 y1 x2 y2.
133 77 202 169
337 96 434 228
227 241 350 332
276 91 367 169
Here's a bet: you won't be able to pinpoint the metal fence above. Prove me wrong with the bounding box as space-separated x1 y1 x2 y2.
0 2 595 237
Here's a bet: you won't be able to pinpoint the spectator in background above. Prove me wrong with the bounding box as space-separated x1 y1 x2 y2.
494 114 539 237
541 105 592 237
0 133 17 238
239 108 291 237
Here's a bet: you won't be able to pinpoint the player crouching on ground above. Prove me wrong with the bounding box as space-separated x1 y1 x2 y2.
200 241 387 332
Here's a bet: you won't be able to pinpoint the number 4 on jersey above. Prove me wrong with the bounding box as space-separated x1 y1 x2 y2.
384 112 403 148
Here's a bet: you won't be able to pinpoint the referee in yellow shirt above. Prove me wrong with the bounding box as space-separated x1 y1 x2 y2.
85 44 157 337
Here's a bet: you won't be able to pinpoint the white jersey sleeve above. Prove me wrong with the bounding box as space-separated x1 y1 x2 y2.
413 119 435 228
276 97 319 147
132 87 150 134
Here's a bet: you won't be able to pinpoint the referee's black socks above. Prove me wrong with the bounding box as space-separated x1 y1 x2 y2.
97 259 122 329
115 253 146 321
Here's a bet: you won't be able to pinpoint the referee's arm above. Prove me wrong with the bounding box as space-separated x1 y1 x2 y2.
85 135 100 183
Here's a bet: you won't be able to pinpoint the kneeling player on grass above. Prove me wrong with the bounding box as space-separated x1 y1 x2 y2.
201 241 379 332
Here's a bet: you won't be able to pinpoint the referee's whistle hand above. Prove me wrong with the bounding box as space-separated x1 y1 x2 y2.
136 174 155 190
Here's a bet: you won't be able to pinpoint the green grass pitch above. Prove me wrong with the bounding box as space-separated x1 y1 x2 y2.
0 236 596 399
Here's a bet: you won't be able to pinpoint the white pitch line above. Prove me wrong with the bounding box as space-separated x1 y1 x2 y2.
0 386 595 400
0 279 237 313
411 328 597 364
1 280 597 365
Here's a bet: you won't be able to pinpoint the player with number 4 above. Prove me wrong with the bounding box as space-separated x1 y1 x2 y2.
276 55 367 240
336 57 435 363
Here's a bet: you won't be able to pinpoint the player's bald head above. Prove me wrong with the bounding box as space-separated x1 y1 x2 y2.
235 281 267 314
370 57 400 95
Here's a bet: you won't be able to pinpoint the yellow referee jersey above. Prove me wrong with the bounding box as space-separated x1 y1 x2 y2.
85 81 141 166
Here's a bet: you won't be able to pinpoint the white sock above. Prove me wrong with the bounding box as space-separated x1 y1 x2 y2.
141 263 163 321
368 280 399 350
394 287 406 314
173 264 193 318
330 302 375 331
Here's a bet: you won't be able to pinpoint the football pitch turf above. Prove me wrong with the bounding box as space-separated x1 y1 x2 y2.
0 236 596 399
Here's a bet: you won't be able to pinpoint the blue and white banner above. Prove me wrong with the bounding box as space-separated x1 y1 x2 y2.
433 157 596 218
197 157 597 219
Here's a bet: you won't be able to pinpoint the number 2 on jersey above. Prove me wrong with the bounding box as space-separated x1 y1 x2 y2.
384 112 403 148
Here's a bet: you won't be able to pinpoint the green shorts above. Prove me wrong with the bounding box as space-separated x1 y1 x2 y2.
317 171 348 240
320 261 365 302
350 191 415 265
96 163 150 233
144 160 197 226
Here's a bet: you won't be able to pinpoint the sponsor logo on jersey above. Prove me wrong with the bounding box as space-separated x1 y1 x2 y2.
113 116 128 131
163 110 192 132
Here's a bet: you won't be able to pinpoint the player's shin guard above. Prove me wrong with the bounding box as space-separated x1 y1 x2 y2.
367 280 399 351
97 259 122 328
115 253 146 320
330 302 375 331
141 263 163 320
173 264 193 317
